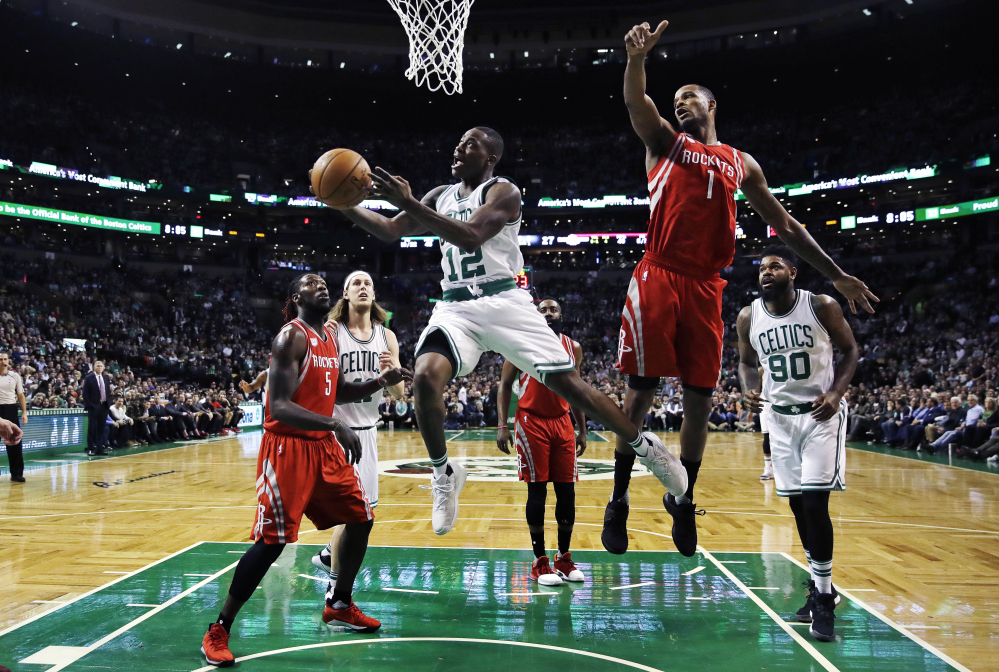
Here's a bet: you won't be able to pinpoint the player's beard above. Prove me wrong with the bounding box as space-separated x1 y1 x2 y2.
761 278 790 302
546 319 563 335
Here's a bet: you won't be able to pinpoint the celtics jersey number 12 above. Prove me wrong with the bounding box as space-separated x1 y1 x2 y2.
749 290 833 407
435 177 523 292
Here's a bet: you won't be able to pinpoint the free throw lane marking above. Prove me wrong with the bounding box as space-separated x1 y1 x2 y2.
685 597 710 601
125 604 160 608
747 587 780 590
610 582 656 591
699 547 840 672
382 588 439 594
779 553 973 672
681 566 705 576
297 574 327 583
497 592 557 597
184 574 213 577
186 637 664 672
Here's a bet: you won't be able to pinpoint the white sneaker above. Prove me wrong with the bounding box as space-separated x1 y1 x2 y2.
760 468 774 481
988 454 998 463
636 432 688 497
430 460 467 535
553 551 585 583
312 545 337 580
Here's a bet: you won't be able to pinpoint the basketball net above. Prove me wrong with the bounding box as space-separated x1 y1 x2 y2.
386 0 475 95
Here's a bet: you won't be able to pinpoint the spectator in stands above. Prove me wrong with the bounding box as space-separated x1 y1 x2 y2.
925 397 967 453
665 396 683 431
848 394 878 440
108 396 135 448
166 395 198 439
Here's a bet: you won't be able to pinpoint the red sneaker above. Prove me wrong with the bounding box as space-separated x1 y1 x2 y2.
201 623 235 667
529 555 563 586
322 602 381 632
553 551 585 583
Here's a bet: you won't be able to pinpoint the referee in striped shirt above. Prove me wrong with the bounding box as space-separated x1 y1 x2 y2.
0 352 27 483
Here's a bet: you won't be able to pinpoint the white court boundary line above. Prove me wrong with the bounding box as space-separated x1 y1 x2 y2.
0 540 206 637
699 546 839 672
41 559 240 672
186 637 663 672
780 553 973 672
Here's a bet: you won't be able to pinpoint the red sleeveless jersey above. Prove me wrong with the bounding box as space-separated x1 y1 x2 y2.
264 319 340 440
646 132 745 278
517 334 576 418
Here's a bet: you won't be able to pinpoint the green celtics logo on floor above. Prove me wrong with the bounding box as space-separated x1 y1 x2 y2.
378 456 652 482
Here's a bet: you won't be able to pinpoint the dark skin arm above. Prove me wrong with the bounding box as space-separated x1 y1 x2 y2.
570 341 587 457
369 168 522 254
740 152 879 314
496 360 518 454
736 306 763 413
811 295 859 421
331 182 444 242
240 370 267 394
336 367 413 404
622 20 676 168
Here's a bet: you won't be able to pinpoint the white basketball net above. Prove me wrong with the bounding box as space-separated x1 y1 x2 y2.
386 0 475 95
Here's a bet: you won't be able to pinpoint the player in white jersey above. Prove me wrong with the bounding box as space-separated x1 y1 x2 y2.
310 270 406 579
332 127 685 536
736 245 858 643
758 371 773 481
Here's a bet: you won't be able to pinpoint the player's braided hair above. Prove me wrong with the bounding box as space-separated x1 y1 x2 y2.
282 273 310 322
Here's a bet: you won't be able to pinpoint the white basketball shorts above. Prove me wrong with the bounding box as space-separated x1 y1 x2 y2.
415 288 575 382
760 401 770 433
354 427 379 508
767 399 847 497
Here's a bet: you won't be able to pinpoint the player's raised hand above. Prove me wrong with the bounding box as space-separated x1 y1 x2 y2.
496 425 512 454
833 275 879 314
369 167 414 207
378 367 414 388
333 422 363 464
810 391 842 422
743 389 763 413
624 20 668 57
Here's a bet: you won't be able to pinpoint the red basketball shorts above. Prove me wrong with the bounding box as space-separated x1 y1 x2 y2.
250 431 373 544
515 410 577 483
618 259 727 388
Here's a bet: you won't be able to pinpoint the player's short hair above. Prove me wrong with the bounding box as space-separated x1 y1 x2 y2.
539 297 560 306
473 126 504 161
760 244 798 270
695 85 716 102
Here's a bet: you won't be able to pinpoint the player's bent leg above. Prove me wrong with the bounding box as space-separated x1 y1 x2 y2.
544 371 640 445
323 519 380 632
202 540 285 666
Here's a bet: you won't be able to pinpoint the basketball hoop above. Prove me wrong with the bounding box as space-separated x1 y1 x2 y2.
386 0 475 95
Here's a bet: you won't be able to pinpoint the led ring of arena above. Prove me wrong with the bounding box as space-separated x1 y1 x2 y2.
188 637 663 672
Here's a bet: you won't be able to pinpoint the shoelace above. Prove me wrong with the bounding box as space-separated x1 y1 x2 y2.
207 627 228 648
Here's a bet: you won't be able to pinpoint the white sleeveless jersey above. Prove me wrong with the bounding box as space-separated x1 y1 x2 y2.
331 322 388 428
435 177 523 292
749 290 834 407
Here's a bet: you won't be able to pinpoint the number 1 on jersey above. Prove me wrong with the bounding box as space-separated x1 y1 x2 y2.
706 169 715 200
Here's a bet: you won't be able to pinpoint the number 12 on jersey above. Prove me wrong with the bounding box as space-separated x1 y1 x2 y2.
445 246 485 282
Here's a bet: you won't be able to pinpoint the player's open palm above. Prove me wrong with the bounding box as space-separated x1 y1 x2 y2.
833 275 879 314
625 20 668 56
496 425 512 454
334 424 363 464
811 392 842 422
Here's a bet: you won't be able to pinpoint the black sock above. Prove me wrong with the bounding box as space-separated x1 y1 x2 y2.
680 457 701 501
557 528 571 555
612 452 636 500
215 613 234 633
331 589 352 607
530 530 546 558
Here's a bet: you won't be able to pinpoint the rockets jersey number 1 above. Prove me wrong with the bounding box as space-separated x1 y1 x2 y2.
264 319 340 439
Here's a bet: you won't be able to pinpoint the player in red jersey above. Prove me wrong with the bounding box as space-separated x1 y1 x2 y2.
602 19 879 557
200 273 411 668
497 299 587 586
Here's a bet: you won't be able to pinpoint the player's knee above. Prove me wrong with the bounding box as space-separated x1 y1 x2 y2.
346 519 374 537
800 490 830 517
525 482 547 525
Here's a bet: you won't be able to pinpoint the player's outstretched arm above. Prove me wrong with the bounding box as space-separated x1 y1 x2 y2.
370 169 520 253
334 180 442 242
496 360 519 454
740 152 879 314
623 20 676 160
240 370 267 394
268 326 343 433
337 365 413 404
735 306 763 413
810 295 859 422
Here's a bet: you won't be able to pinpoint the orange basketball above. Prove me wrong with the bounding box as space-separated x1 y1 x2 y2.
311 148 372 210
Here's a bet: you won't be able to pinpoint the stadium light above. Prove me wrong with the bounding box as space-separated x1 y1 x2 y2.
176 43 183 49
862 8 872 15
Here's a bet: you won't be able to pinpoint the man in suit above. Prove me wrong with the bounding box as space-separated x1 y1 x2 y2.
82 361 112 455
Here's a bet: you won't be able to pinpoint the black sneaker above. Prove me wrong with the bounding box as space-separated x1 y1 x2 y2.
11 475 25 483
810 592 836 642
795 580 841 623
663 493 704 557
601 495 630 555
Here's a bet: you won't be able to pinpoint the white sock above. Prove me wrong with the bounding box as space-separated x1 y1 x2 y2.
629 434 648 457
431 453 449 478
763 456 772 468
810 558 833 594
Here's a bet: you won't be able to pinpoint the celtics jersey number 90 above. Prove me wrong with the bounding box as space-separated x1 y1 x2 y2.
435 177 523 292
749 290 833 406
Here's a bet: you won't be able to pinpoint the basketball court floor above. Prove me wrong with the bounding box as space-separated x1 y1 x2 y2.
1 429 996 671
